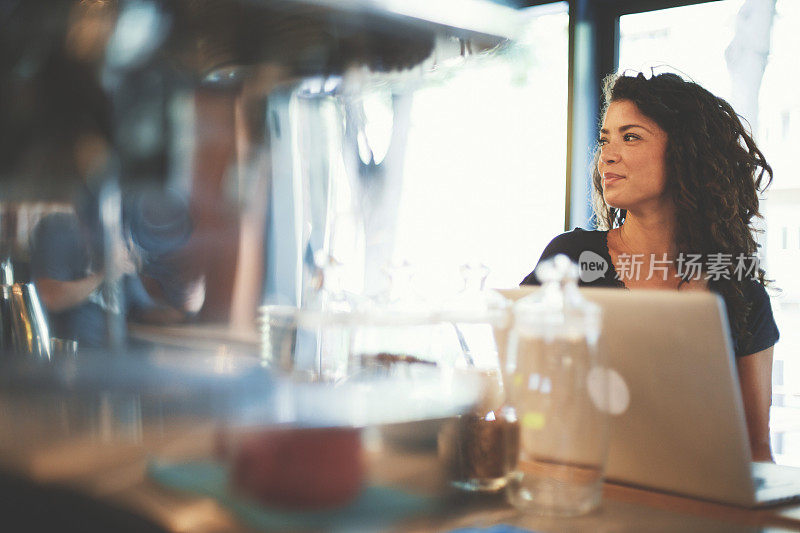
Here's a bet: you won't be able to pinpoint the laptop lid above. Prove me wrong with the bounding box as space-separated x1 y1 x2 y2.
500 287 761 506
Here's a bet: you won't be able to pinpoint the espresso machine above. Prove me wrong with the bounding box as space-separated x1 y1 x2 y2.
0 0 530 355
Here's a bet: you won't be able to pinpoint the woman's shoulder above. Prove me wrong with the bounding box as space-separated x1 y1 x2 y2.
735 278 779 356
31 211 82 249
539 228 609 261
33 211 80 233
734 277 774 311
521 228 611 285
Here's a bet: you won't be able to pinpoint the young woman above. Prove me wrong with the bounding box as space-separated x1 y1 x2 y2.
522 72 779 462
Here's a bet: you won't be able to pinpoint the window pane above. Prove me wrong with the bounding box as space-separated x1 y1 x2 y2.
620 0 800 466
619 1 743 96
394 3 569 294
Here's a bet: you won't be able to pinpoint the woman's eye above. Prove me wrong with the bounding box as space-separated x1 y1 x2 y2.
623 133 639 141
598 138 608 146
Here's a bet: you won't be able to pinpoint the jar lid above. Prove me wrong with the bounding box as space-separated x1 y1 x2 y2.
513 254 600 339
437 263 510 326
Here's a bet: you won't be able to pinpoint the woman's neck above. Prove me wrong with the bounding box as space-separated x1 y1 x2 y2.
617 208 676 258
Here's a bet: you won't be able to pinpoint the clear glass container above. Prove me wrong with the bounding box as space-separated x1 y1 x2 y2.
349 262 438 378
504 254 607 516
259 253 357 382
435 264 517 492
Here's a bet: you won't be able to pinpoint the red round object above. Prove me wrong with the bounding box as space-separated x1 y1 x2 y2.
230 426 364 509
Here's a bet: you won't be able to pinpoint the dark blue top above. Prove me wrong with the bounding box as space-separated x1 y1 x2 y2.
29 212 157 348
521 228 780 358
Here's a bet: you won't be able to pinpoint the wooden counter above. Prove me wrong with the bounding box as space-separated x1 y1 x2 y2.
48 461 800 532
5 423 800 533
2 340 800 532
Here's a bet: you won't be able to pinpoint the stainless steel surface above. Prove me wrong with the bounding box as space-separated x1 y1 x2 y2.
0 257 13 285
6 283 51 359
283 0 524 41
0 285 11 352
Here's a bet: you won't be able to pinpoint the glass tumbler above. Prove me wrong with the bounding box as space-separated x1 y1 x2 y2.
435 263 518 492
504 255 607 516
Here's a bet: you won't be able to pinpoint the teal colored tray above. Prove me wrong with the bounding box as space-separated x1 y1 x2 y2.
148 460 437 531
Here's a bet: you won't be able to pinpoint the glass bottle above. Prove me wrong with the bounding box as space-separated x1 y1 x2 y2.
504 254 607 515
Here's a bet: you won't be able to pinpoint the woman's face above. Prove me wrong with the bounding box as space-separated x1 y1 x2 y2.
598 99 670 215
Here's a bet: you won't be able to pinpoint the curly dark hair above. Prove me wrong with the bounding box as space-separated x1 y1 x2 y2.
591 71 773 352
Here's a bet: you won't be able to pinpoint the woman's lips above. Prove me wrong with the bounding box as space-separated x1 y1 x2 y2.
603 173 625 185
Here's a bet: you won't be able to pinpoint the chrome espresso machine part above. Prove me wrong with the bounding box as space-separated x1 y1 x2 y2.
0 283 51 359
0 256 51 358
0 0 528 351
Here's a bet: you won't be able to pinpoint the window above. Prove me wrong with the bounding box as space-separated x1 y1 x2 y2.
392 3 569 294
620 0 800 467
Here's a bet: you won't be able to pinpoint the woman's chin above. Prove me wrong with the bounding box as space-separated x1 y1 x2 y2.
602 193 627 210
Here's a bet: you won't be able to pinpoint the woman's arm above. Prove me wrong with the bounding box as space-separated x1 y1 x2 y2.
36 274 104 312
736 346 774 462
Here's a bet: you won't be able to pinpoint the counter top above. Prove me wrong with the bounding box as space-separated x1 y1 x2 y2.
2 343 799 532
7 451 800 533
3 405 800 533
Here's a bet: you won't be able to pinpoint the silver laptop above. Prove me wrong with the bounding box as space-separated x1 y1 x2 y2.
500 287 800 507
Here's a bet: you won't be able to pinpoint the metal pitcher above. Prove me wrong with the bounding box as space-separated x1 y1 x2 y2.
0 285 12 352
2 283 51 359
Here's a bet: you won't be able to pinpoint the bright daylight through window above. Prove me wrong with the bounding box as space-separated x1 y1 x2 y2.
391 3 569 296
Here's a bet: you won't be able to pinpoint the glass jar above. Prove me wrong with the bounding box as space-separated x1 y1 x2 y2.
258 254 356 382
349 262 438 378
504 254 607 516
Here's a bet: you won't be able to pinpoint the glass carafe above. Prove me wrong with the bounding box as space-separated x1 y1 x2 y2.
505 254 607 515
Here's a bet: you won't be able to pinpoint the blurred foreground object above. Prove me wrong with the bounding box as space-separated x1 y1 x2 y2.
228 426 364 509
506 255 607 516
1 0 526 342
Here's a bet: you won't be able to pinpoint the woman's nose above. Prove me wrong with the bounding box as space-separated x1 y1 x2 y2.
600 144 619 165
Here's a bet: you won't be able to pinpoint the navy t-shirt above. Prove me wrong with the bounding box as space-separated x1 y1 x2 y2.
521 228 780 357
30 212 109 347
29 212 158 348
